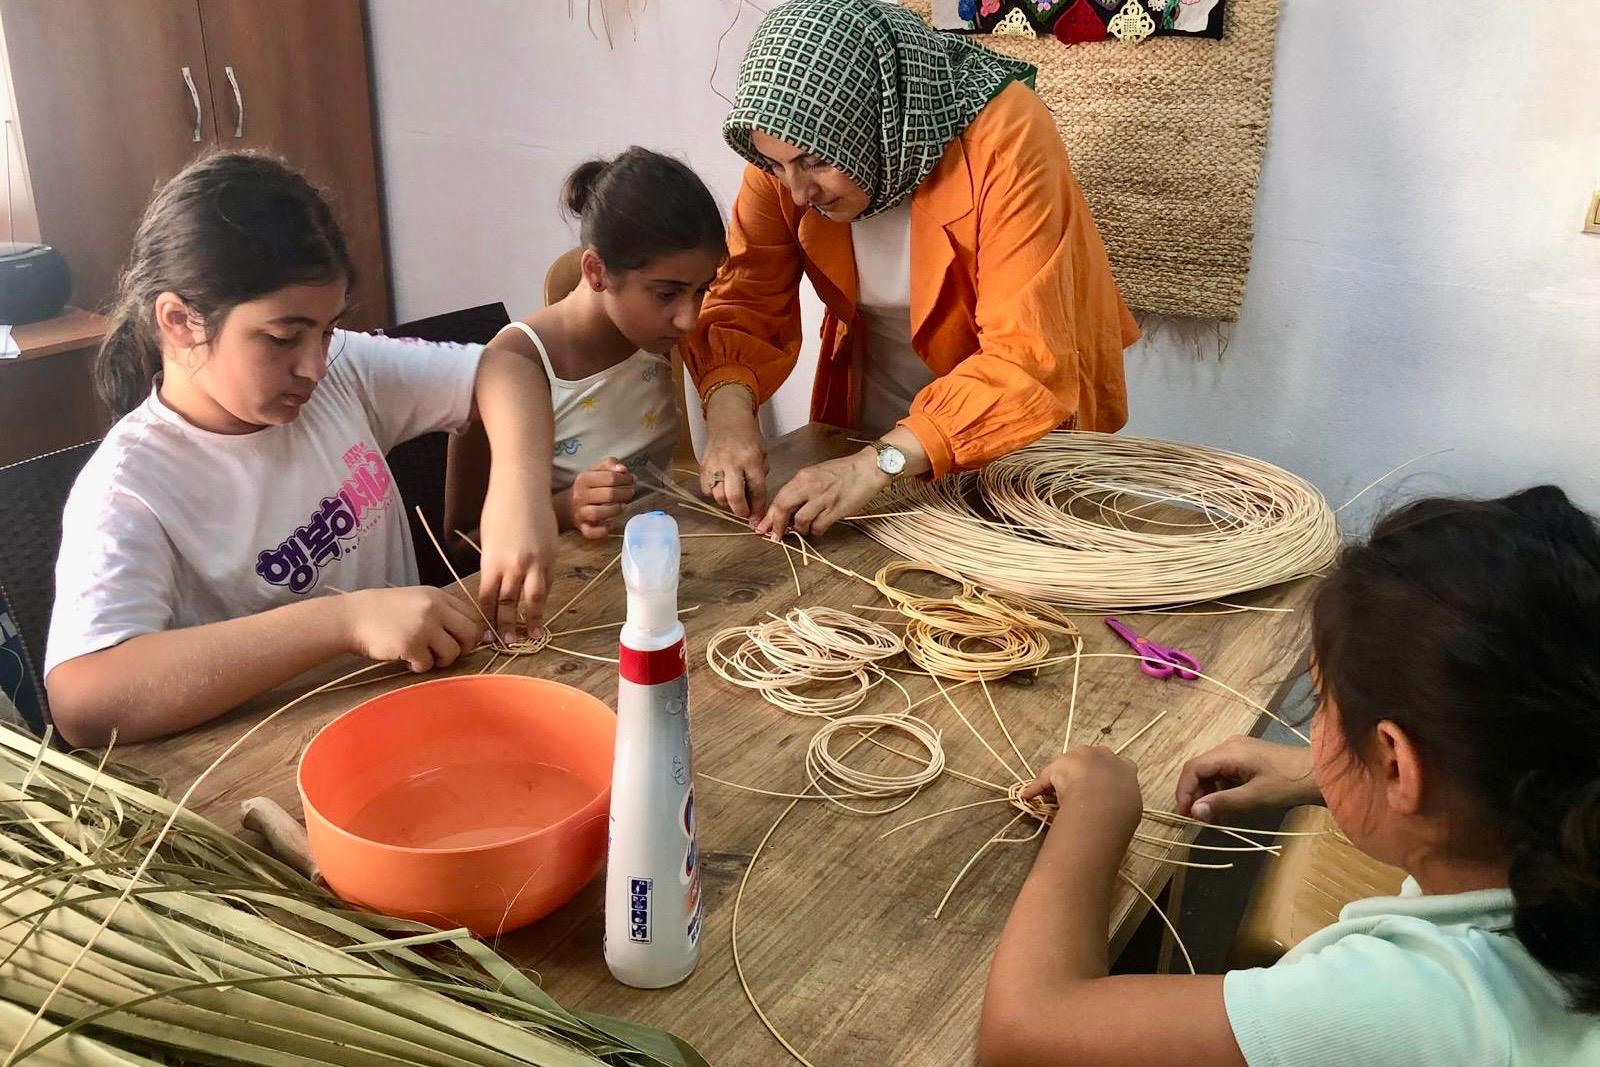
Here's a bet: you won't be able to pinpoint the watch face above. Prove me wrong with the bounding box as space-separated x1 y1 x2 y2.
877 445 906 476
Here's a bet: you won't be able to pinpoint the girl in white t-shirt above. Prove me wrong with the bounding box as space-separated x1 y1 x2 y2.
44 152 559 747
488 148 725 539
978 487 1600 1066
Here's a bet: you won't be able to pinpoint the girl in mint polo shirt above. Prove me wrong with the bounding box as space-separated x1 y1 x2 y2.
980 486 1600 1067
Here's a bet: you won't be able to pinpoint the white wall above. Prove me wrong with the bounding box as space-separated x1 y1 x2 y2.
0 15 42 245
366 0 823 442
367 0 1600 529
1123 2 1600 528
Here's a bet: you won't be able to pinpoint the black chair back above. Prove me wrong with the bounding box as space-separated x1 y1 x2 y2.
0 440 101 733
384 303 510 586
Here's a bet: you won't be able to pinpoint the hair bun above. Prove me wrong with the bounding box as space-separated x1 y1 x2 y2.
561 158 611 218
561 146 727 274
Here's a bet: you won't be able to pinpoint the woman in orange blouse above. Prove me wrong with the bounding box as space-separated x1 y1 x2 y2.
681 0 1138 539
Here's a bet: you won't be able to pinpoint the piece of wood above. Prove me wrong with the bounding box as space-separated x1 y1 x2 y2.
1229 805 1405 970
195 0 391 329
117 422 1316 1067
234 826 269 854
0 0 215 312
1 308 111 464
239 795 319 882
0 339 109 465
10 307 108 361
1155 865 1188 974
543 247 584 307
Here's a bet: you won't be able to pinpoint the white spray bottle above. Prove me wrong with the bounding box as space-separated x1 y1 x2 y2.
605 511 702 988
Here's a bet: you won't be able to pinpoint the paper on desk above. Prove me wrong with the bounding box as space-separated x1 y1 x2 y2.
0 326 17 359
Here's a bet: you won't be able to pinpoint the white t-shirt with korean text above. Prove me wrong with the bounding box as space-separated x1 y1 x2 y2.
44 330 482 679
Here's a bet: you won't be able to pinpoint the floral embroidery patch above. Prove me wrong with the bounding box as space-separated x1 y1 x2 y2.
992 7 1036 35
962 0 1225 41
1106 0 1156 40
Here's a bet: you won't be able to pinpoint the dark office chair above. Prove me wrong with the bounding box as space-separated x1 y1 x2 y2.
0 440 101 734
384 303 511 585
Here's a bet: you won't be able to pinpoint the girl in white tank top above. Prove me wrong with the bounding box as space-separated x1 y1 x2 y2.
501 320 676 493
492 148 727 538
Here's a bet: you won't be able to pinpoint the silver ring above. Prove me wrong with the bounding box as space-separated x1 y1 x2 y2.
708 471 725 489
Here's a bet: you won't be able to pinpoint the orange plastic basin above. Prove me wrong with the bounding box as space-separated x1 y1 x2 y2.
298 674 615 936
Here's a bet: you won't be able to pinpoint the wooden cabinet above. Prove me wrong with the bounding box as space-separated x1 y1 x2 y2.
0 0 390 330
0 1 213 320
193 1 389 326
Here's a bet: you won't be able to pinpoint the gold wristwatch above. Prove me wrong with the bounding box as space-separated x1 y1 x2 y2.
871 440 907 479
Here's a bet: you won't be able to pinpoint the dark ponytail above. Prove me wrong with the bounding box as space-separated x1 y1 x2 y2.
95 314 163 425
1312 485 1600 1012
560 147 726 273
96 151 354 418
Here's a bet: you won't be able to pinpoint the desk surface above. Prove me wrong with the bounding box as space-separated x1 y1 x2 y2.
119 423 1316 1067
10 307 108 361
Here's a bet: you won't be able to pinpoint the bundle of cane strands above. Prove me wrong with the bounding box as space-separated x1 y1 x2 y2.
706 606 906 717
854 431 1341 610
870 561 1082 681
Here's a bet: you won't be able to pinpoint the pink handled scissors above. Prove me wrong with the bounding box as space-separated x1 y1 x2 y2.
1105 618 1201 680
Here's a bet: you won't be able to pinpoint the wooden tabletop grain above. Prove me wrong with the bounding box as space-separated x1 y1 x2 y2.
118 423 1316 1067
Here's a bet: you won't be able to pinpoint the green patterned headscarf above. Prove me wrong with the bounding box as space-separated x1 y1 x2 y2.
724 0 1036 219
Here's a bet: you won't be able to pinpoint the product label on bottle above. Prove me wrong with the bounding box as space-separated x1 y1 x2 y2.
619 638 686 686
629 877 652 943
682 787 703 946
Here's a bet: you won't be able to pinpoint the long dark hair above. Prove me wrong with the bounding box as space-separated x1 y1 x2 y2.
96 151 355 418
560 147 726 273
1312 486 1600 1012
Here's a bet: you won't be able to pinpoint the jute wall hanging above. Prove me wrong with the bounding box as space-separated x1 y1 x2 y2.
905 0 1281 322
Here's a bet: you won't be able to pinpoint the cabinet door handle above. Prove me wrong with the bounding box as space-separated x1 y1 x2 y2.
181 66 202 143
225 65 244 138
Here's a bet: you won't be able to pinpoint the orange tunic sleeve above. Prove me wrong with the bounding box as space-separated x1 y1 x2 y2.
679 163 805 404
899 88 1136 478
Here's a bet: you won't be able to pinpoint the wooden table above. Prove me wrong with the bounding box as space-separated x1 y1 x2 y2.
119 423 1316 1067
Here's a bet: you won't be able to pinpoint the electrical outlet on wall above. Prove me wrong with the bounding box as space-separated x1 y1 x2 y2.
1584 191 1600 236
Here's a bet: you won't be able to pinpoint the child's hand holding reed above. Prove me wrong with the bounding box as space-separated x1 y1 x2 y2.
1176 736 1320 824
1023 747 1143 851
566 458 636 540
